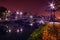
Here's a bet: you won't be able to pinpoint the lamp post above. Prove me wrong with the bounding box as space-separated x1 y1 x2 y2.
49 1 56 22
48 1 56 31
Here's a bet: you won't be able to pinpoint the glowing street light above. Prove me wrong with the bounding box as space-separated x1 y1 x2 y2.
20 28 23 32
17 29 19 33
50 3 54 7
5 18 8 20
50 3 55 9
8 10 11 13
20 12 23 15
16 11 19 14
49 2 55 9
29 23 33 26
49 1 56 22
29 15 33 18
6 30 11 33
0 18 1 20
8 29 11 33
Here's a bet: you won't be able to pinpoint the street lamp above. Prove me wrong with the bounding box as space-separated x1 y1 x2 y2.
17 29 19 33
20 12 23 15
5 18 8 20
29 15 33 19
49 1 57 28
19 12 23 18
8 10 11 13
29 23 33 26
20 28 23 32
49 1 56 22
8 29 11 33
0 18 1 20
16 11 19 14
50 2 55 9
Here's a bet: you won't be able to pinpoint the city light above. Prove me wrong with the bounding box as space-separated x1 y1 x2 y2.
16 11 19 14
29 15 33 18
8 10 11 13
0 18 1 20
20 12 23 15
5 18 8 20
8 29 11 32
20 28 23 32
29 23 33 26
0 1 60 40
49 2 55 9
50 3 54 7
39 20 45 24
17 29 19 33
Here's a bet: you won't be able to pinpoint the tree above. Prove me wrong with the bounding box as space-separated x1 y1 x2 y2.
0 6 10 19
28 22 60 40
0 6 7 17
28 24 46 40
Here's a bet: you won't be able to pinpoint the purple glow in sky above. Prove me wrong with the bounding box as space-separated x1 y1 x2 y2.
0 0 60 17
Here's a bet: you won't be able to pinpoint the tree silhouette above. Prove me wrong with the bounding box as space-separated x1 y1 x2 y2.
0 6 7 18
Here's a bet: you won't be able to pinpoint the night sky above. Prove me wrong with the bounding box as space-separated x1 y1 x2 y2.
0 0 60 18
